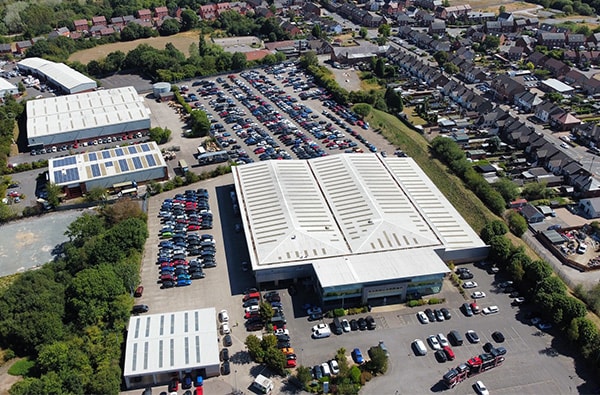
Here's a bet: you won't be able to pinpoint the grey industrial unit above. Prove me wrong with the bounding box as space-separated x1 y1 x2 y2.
17 57 97 94
26 86 151 148
123 308 221 390
152 82 171 98
233 154 489 307
48 142 168 197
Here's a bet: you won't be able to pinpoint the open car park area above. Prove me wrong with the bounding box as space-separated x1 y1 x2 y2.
124 172 595 395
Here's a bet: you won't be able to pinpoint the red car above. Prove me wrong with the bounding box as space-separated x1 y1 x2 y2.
245 311 260 319
134 286 144 297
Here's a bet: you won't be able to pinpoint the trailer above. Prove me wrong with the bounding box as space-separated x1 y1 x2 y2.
442 354 505 388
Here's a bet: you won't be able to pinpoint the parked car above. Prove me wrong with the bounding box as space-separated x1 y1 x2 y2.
492 331 505 343
357 317 367 331
437 333 449 347
417 311 429 324
440 307 451 320
462 303 473 317
341 319 351 332
352 348 364 364
219 310 229 322
365 315 376 330
427 335 441 350
132 304 149 314
223 334 233 347
471 291 486 299
482 305 499 315
329 359 340 375
462 281 478 289
466 330 480 343
134 286 144 297
474 380 489 395
434 349 447 363
221 323 231 334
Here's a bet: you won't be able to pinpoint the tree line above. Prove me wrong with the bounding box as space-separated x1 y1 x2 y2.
481 220 600 368
0 201 148 395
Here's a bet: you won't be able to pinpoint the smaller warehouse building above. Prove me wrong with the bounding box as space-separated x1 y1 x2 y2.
0 78 18 98
17 57 97 94
26 86 151 148
123 308 220 390
48 142 168 198
540 78 574 95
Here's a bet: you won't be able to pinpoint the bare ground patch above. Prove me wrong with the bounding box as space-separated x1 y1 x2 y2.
68 31 200 64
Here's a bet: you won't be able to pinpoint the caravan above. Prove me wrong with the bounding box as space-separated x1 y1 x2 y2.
253 374 274 394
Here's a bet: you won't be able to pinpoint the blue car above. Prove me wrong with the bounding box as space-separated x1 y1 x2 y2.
352 348 364 364
176 279 192 287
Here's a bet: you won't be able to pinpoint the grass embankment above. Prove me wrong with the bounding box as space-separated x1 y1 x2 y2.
367 108 496 232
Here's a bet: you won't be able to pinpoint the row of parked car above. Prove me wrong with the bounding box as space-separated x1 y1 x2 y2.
413 329 506 362
156 190 217 289
311 313 377 339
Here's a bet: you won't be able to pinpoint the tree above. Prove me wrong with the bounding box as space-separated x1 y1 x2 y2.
434 51 449 67
245 335 265 362
522 259 553 286
295 365 312 389
522 181 553 200
149 126 171 144
443 62 460 75
231 52 247 70
45 182 62 208
489 235 513 263
535 276 566 298
354 103 372 118
507 210 528 237
359 27 368 39
85 187 107 203
498 5 506 14
483 35 500 51
159 19 181 36
375 57 385 77
312 24 322 39
546 92 564 103
259 302 274 322
299 51 319 68
493 178 519 203
181 9 199 31
263 347 287 374
190 110 211 137
378 24 391 38
365 346 388 374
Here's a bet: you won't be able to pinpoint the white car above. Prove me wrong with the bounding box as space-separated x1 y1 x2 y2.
427 335 441 350
220 322 231 334
312 323 328 332
274 328 289 336
471 291 486 299
482 305 499 315
462 281 478 289
417 311 429 324
341 319 351 332
329 359 340 375
245 305 259 313
219 309 229 322
475 380 489 395
437 333 449 347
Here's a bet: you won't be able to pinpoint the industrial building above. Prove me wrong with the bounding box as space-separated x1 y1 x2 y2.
48 142 168 198
123 308 220 390
232 154 488 307
17 57 97 94
26 86 151 148
0 78 18 98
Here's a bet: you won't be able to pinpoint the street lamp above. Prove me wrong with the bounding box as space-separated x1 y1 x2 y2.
234 369 237 393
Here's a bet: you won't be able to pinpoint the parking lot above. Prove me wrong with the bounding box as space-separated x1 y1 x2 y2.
127 168 596 395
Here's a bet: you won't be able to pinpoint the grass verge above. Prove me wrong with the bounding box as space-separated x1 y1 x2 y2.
8 358 34 376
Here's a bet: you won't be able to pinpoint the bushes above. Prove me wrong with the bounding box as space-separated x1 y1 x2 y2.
406 298 445 307
507 210 528 237
332 308 346 317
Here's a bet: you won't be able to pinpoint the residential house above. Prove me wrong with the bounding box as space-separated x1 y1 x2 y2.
397 14 416 26
280 20 302 36
579 197 600 218
513 91 542 112
538 32 566 48
137 9 152 21
551 112 581 131
546 58 570 77
500 20 514 33
535 101 564 123
381 2 400 16
520 204 545 223
48 27 70 39
507 46 524 61
100 27 115 36
155 6 169 19
579 51 600 65
303 2 321 17
92 16 107 26
465 12 495 23
363 12 386 27
429 21 446 35
216 3 233 16
413 0 442 10
567 33 586 49
514 19 526 31
497 11 514 23
563 50 578 63
485 21 501 34
528 51 549 67
15 40 32 55
111 16 125 29
0 43 11 54
515 36 536 54
583 77 600 95
574 122 600 146
589 32 600 48
435 4 471 19
246 0 263 7
255 6 274 18
563 69 587 86
489 74 526 102
526 17 539 27
123 15 135 24
463 65 487 83
73 19 88 32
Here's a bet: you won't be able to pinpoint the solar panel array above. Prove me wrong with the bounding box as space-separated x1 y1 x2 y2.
91 163 101 177
52 157 76 167
119 159 129 172
53 168 79 184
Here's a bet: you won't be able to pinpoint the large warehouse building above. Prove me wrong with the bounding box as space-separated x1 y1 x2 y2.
26 86 151 148
233 154 489 307
123 308 220 389
0 78 18 97
17 57 97 94
48 142 168 197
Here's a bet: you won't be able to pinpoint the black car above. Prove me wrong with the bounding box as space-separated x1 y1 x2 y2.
357 317 367 330
168 378 179 392
132 304 149 314
492 331 505 343
264 291 281 302
459 272 474 280
182 374 193 390
277 334 290 342
313 365 323 380
434 349 448 363
425 308 436 322
161 280 175 289
308 313 323 321
190 271 206 279
221 348 230 361
243 298 260 307
440 307 452 320
434 309 445 322
222 361 230 375
483 342 495 353
277 341 291 348
462 303 473 317
455 267 470 274
223 334 233 347
246 321 263 331
349 319 359 331
365 316 376 330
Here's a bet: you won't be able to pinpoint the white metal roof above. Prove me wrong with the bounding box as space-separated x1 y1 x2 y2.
123 308 219 378
541 78 574 93
233 154 484 284
48 141 167 186
26 86 150 138
0 77 16 90
18 57 96 92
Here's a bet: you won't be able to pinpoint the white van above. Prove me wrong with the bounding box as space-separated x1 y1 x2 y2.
413 339 427 356
312 327 331 339
321 362 331 377
253 374 274 394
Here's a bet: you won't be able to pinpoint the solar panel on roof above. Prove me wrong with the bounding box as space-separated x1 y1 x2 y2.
119 159 129 171
102 151 111 159
146 154 156 167
106 161 113 167
91 164 101 177
141 144 150 152
53 168 80 184
132 157 143 169
64 157 76 165
128 146 137 154
89 152 97 161
115 148 124 156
